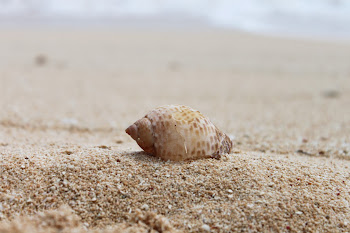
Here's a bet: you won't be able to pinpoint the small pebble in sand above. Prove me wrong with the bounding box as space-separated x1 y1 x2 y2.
125 105 232 161
98 145 111 150
296 149 311 156
167 60 181 71
141 204 149 210
34 54 47 66
63 150 73 155
201 224 211 232
321 89 340 98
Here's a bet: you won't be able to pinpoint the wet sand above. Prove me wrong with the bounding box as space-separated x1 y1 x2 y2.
0 28 350 232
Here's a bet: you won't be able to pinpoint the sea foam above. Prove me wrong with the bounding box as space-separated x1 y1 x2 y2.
1 0 349 38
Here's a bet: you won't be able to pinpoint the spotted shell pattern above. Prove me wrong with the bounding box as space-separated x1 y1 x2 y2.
126 105 232 161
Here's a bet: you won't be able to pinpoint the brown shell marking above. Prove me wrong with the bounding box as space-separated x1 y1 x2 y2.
125 105 232 161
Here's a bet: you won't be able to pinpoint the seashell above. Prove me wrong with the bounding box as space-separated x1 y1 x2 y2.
125 105 232 161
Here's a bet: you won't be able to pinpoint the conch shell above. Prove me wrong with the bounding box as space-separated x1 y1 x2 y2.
125 105 232 161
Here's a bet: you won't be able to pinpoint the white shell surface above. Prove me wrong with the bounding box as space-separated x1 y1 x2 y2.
126 105 232 161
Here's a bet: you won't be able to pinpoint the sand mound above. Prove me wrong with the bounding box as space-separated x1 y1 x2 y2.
0 206 179 233
1 147 349 232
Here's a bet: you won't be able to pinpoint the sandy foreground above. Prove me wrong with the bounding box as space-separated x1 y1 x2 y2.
0 28 350 232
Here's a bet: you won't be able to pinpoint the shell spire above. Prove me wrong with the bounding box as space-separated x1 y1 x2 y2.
125 105 232 161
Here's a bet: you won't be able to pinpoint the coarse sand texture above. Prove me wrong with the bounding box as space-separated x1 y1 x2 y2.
1 29 350 232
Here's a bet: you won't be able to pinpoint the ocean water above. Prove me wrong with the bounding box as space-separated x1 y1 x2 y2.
1 0 350 39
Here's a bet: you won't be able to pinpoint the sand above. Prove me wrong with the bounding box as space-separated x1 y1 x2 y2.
0 28 350 232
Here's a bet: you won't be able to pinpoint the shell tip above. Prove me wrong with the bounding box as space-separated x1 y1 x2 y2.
125 124 138 140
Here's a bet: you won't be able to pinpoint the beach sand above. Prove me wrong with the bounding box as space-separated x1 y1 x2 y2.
0 28 350 232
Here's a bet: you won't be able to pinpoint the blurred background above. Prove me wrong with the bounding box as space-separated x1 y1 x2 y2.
0 0 350 38
0 0 349 158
